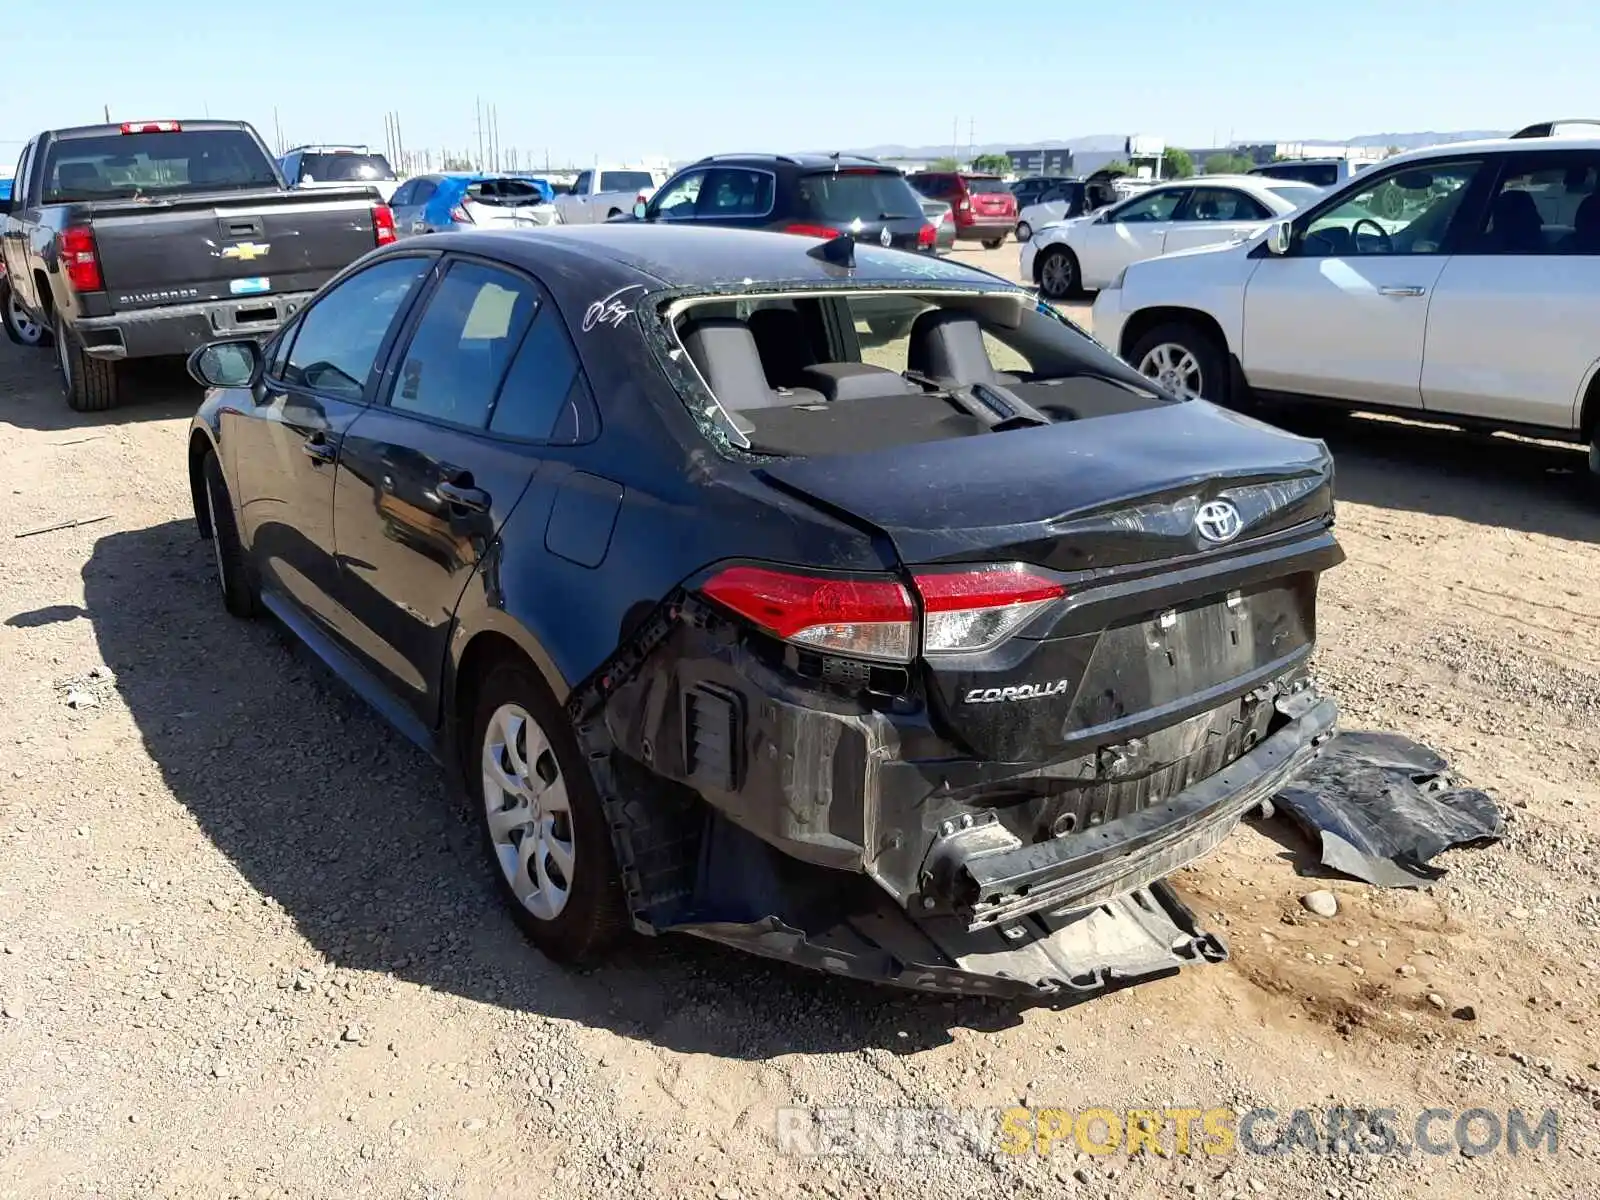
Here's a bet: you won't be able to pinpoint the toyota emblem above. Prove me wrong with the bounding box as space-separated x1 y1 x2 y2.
879 226 893 247
1195 499 1244 544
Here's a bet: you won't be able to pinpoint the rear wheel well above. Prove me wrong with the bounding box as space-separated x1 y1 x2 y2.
189 432 216 537
1117 306 1229 364
452 631 538 777
31 271 54 319
1580 369 1600 443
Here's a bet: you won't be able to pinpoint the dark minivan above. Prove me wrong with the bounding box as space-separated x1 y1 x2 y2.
628 154 937 252
905 171 1018 247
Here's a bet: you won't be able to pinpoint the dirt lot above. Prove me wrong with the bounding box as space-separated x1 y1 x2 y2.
1 244 1598 1198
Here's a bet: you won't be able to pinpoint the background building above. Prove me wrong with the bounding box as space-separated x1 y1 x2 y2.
1006 147 1074 177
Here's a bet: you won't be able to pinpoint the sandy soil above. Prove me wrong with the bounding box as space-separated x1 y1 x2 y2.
1 247 1596 1198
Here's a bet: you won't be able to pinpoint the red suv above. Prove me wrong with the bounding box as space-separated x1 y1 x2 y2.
906 172 1017 247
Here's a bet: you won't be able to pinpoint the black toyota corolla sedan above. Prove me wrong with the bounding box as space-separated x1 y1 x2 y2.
185 224 1343 997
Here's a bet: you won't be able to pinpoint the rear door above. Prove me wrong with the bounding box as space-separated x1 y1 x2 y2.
330 256 568 723
1241 157 1485 407
1 143 36 306
1420 149 1600 429
229 252 435 636
693 166 777 230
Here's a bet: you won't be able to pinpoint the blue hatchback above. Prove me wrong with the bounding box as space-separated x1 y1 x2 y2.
389 173 558 238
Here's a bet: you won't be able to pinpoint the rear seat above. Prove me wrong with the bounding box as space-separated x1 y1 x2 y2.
680 318 825 410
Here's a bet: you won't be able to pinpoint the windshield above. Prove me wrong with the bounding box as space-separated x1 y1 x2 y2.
599 170 657 192
41 129 279 202
798 171 923 221
300 152 394 183
964 176 1010 194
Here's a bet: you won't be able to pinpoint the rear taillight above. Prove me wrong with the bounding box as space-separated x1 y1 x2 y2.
913 564 1065 654
119 120 181 134
783 223 841 239
957 197 972 212
372 204 397 245
917 222 937 248
703 566 914 663
59 226 103 292
448 204 473 225
701 561 1066 662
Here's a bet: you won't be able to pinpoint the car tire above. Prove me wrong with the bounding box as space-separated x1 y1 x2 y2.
470 659 630 965
1128 322 1229 405
200 450 262 618
1 278 51 348
54 314 120 412
1035 245 1082 300
981 237 1004 250
1015 221 1032 243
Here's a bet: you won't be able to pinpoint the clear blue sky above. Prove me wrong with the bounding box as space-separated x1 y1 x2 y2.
4 0 1596 168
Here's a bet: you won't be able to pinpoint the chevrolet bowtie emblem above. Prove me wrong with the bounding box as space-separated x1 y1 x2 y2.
220 242 270 262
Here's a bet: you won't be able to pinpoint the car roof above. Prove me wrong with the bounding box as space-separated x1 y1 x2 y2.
413 224 1011 291
690 152 893 171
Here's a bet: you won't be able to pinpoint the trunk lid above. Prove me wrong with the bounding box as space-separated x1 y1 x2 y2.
759 400 1340 762
461 197 557 228
91 189 382 308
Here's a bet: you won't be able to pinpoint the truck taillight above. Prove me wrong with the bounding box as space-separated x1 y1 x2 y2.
372 204 397 245
700 562 1067 663
60 226 103 292
782 223 841 239
119 120 182 134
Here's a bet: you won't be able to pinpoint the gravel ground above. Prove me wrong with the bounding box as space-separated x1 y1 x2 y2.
1 246 1597 1198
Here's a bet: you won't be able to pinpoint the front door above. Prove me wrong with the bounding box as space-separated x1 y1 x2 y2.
331 256 583 725
1241 158 1485 407
228 253 435 636
1076 186 1188 288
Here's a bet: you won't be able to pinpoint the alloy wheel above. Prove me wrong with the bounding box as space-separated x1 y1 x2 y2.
481 702 575 922
1138 342 1204 399
5 289 43 346
1039 249 1076 298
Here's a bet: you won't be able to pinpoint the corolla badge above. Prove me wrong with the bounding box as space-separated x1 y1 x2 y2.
879 226 893 247
1194 499 1244 544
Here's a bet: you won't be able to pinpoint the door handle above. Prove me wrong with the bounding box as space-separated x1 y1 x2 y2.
437 479 491 512
1377 285 1427 297
302 434 337 464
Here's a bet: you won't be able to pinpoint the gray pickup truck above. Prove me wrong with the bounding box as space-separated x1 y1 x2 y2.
0 119 397 410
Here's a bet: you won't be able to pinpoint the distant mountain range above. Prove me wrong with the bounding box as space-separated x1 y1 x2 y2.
831 131 1510 159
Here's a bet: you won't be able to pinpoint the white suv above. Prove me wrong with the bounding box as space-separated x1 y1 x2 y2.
1091 124 1600 480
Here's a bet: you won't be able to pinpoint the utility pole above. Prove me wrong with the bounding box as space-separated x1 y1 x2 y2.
967 117 974 165
394 111 405 174
273 107 284 156
475 98 485 171
951 116 958 160
103 104 111 123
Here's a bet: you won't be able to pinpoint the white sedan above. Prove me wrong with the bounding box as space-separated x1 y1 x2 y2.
1019 176 1322 298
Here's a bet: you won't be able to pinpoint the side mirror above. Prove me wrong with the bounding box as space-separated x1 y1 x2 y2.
632 201 648 219
1266 219 1293 256
188 339 263 390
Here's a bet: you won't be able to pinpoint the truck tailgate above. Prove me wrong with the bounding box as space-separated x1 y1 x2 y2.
91 190 381 308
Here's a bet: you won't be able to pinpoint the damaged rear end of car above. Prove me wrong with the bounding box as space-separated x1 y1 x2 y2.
569 265 1344 998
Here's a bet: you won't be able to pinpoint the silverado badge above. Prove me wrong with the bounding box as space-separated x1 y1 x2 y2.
220 242 270 262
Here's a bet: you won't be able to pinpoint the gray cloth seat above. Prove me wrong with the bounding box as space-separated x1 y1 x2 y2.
680 318 823 410
1570 193 1600 253
906 310 1018 387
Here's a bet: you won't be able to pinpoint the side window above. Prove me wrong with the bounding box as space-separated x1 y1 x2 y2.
282 256 431 398
488 301 594 442
390 260 539 427
572 171 591 196
14 144 34 205
1300 161 1481 257
1468 153 1600 255
412 179 438 207
697 168 774 217
651 170 706 218
1113 189 1185 223
1182 188 1270 221
389 180 416 207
